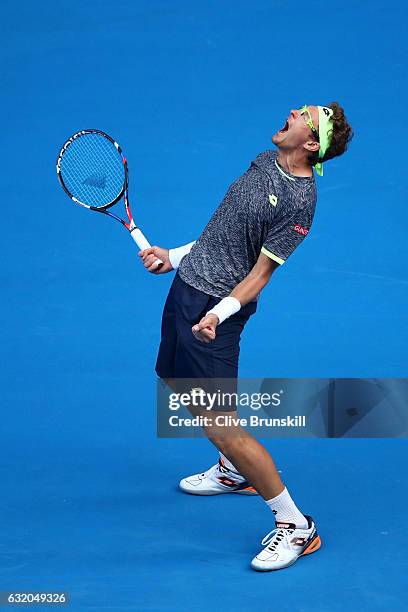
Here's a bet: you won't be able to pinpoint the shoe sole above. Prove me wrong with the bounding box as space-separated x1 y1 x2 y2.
179 484 258 496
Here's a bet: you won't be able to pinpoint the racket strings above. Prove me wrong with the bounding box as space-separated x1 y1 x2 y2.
59 133 125 207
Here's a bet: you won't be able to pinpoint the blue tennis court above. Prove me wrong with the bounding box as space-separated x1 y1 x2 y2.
1 0 407 610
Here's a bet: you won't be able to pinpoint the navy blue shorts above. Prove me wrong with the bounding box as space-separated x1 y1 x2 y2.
155 273 257 379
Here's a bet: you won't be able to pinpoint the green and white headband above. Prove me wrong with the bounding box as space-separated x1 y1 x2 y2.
315 106 334 176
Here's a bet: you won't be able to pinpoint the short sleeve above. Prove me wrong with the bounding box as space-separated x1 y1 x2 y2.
261 205 314 265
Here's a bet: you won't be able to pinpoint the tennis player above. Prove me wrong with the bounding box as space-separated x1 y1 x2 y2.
140 104 353 571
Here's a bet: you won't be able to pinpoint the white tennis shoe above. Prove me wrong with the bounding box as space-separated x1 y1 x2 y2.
251 515 321 571
179 457 258 495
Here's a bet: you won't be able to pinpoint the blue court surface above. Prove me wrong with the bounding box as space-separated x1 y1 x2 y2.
1 1 407 610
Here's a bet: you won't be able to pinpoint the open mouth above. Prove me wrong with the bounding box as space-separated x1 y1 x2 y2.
278 120 289 134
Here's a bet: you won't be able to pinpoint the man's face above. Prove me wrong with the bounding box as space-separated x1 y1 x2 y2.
272 105 320 152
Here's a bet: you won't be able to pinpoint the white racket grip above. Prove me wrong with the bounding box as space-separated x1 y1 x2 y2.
130 228 164 266
131 227 151 250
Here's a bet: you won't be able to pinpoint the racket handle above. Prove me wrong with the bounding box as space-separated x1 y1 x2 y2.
130 227 164 267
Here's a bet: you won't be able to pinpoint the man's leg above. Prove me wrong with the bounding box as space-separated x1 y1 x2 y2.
166 276 281 498
203 413 307 526
202 415 321 571
205 421 283 499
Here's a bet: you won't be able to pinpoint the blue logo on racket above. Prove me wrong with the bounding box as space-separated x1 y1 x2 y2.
83 174 106 189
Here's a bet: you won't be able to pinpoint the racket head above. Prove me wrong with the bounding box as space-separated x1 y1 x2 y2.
56 129 128 209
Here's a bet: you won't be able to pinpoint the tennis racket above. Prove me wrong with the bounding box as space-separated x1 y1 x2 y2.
56 129 163 268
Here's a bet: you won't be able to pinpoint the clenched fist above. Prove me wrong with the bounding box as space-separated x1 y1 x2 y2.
139 246 173 274
192 314 219 343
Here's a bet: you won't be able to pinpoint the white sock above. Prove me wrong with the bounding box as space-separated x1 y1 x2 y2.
219 452 240 474
265 488 308 529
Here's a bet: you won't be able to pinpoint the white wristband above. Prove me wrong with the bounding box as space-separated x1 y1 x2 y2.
206 297 241 325
168 241 196 269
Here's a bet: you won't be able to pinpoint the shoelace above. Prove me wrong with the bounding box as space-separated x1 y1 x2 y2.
261 527 295 552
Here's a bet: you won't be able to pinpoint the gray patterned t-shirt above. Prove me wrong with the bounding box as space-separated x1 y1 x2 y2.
178 149 317 298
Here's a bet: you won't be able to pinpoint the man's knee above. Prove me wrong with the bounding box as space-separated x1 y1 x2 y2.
203 413 245 454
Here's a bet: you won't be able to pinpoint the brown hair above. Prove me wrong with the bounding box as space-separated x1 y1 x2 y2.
309 102 353 167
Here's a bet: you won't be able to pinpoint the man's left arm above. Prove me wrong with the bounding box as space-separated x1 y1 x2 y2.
192 253 279 343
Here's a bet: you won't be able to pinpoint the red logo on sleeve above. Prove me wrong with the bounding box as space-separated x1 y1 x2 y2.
293 224 309 236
